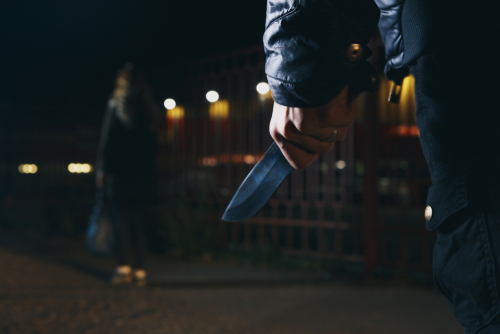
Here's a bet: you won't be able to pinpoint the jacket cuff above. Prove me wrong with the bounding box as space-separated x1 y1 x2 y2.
267 75 346 108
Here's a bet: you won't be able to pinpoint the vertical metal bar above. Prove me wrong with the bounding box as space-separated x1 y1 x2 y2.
238 71 245 194
286 225 293 250
318 227 326 253
245 222 252 248
258 224 265 246
335 230 343 258
203 76 209 196
362 34 382 277
272 224 279 248
173 117 178 192
181 83 187 197
363 90 379 277
232 222 239 244
302 225 309 252
226 72 232 199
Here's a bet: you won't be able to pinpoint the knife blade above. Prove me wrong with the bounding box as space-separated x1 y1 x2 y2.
222 142 293 222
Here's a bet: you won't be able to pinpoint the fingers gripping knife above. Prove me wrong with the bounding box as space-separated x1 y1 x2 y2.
222 60 380 222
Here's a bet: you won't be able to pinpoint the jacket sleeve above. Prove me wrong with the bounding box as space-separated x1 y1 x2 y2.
264 0 380 108
375 0 408 82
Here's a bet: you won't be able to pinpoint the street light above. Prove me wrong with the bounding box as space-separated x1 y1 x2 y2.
68 163 93 174
336 160 346 170
164 98 176 110
256 82 270 95
18 164 38 174
206 91 219 103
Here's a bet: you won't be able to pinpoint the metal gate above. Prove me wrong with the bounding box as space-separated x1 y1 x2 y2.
156 43 434 275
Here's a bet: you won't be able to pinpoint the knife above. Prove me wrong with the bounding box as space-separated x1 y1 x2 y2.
222 142 293 222
222 62 380 222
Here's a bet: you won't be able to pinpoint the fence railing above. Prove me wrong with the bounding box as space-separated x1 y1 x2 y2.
156 44 434 275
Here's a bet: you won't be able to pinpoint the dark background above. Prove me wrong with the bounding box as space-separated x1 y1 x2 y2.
0 1 267 125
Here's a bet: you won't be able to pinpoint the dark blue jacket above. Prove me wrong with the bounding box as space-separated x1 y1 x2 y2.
264 0 433 106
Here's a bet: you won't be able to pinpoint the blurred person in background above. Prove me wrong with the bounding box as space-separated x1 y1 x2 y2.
96 63 159 286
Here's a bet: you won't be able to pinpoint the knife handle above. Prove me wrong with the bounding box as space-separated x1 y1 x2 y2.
388 81 402 104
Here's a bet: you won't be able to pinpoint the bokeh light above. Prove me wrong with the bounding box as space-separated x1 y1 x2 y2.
18 164 38 174
256 82 270 95
164 98 176 110
206 91 219 103
68 163 93 174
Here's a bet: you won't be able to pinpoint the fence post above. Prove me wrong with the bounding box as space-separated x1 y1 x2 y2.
363 90 378 279
363 33 382 279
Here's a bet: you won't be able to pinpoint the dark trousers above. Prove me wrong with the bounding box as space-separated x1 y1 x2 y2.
413 54 500 333
109 199 148 269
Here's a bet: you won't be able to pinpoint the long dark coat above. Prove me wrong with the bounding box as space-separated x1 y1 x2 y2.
96 100 158 202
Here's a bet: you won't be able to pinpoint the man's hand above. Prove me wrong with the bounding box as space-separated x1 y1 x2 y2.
269 86 354 170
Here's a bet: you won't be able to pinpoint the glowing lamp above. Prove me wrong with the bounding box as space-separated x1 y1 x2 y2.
206 91 219 103
68 163 93 174
256 82 270 95
18 164 38 174
164 98 176 110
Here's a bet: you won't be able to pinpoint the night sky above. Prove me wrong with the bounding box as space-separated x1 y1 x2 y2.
0 1 267 125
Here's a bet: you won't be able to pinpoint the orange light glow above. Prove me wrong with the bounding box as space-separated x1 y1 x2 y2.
219 155 230 164
199 154 263 166
209 100 229 119
231 155 243 163
167 106 185 120
397 125 409 136
409 125 420 137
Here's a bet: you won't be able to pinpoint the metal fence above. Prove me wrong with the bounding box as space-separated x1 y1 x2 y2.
156 43 434 275
0 43 435 276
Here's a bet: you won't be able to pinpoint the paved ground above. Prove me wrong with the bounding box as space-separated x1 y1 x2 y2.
0 233 464 334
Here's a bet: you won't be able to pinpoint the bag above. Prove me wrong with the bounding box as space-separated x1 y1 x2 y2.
85 189 115 257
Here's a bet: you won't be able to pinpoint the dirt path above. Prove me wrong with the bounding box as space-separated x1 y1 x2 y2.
0 235 463 334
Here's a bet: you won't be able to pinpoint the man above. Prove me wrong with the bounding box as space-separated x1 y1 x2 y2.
263 0 500 333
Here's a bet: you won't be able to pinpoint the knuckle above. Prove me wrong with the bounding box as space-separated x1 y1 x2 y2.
269 119 276 135
295 120 310 133
269 127 278 141
282 124 294 140
269 122 282 141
